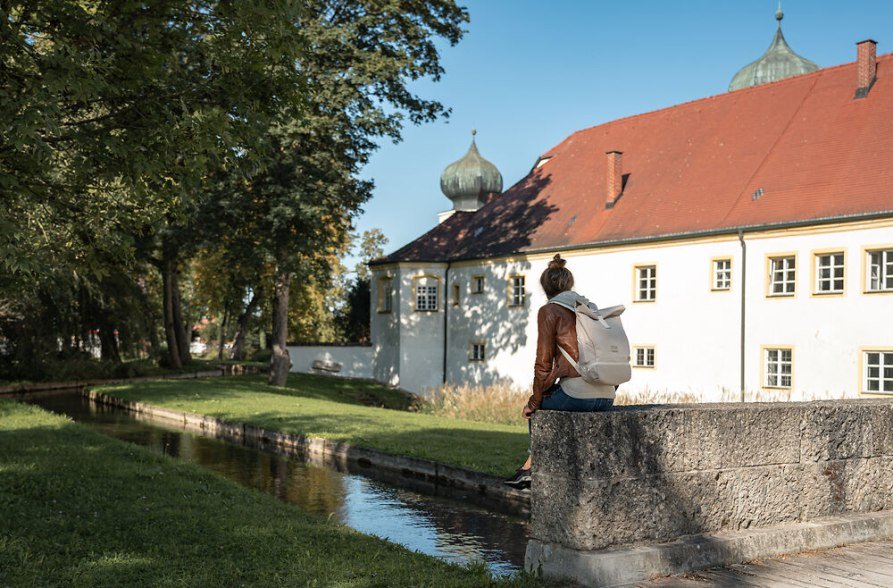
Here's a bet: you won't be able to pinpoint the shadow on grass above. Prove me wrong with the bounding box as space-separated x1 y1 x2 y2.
104 373 416 411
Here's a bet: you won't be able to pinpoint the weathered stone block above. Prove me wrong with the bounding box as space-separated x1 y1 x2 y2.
865 404 893 457
534 465 808 551
531 472 702 550
799 404 870 462
682 405 801 469
794 458 893 517
532 408 685 480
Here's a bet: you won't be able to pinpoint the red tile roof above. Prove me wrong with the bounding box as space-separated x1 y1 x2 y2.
376 54 893 265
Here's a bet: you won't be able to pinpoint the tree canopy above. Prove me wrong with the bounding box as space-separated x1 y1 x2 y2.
0 0 468 383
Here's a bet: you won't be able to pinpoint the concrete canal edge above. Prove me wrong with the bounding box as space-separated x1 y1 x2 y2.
85 390 530 510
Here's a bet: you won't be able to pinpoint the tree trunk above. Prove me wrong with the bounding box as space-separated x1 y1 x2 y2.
98 315 121 363
268 269 291 387
161 258 183 369
170 266 191 366
231 290 259 361
217 306 228 361
145 298 161 361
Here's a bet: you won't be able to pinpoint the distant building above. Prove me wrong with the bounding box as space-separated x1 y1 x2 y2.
368 13 893 400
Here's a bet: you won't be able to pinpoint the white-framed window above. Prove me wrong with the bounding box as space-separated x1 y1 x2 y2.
413 276 439 312
472 275 485 294
867 248 893 292
508 275 526 307
633 346 655 368
814 252 845 294
768 255 796 296
764 347 793 389
635 265 657 302
712 258 732 291
864 351 893 393
469 341 486 362
451 283 460 307
377 277 393 313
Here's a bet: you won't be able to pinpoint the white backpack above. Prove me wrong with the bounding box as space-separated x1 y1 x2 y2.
551 295 631 386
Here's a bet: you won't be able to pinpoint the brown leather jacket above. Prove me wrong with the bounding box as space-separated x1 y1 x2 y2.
527 303 580 411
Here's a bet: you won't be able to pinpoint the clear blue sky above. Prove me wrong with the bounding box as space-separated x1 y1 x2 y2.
348 0 893 267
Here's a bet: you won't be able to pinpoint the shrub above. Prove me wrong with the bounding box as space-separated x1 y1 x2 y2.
418 382 527 425
614 388 699 405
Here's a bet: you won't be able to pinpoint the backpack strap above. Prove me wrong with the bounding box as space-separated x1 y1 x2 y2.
575 294 599 313
557 344 581 372
548 292 597 312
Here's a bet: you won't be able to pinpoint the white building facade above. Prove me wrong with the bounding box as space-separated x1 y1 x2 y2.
372 218 893 400
370 33 893 401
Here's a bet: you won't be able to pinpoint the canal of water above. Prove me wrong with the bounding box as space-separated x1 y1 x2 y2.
26 393 529 576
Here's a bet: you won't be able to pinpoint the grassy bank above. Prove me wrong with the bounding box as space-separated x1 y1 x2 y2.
0 358 229 387
96 374 529 477
0 400 540 587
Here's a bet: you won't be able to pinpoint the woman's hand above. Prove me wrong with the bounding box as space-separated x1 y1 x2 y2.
522 405 535 420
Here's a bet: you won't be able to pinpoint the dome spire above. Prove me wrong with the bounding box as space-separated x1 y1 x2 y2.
729 3 819 92
440 130 503 212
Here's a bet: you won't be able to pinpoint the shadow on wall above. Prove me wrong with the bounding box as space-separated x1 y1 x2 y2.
449 259 533 387
446 173 560 389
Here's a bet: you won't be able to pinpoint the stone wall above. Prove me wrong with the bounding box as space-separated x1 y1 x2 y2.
530 400 893 560
286 344 373 380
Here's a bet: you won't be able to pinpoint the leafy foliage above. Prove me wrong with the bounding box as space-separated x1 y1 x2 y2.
336 229 388 342
1 0 306 281
0 0 468 380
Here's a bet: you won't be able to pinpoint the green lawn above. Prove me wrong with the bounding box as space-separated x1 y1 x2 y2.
0 400 541 587
96 374 529 477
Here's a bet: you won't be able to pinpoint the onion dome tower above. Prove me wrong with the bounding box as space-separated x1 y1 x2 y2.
729 3 819 92
440 129 503 213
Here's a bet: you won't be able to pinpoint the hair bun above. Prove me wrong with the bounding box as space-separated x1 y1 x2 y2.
548 254 567 270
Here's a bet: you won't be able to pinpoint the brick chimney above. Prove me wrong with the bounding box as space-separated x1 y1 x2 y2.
855 39 878 99
605 150 623 209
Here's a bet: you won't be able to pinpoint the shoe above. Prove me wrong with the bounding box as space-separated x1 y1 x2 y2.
504 468 532 489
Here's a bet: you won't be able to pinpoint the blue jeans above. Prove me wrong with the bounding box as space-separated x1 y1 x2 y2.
528 385 613 453
541 386 614 412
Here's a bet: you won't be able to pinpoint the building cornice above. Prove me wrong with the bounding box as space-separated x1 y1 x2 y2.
377 212 893 269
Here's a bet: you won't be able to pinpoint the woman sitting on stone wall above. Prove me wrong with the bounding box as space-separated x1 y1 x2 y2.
505 254 616 489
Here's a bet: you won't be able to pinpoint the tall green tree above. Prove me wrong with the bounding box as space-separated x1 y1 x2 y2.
1 1 308 371
212 0 468 386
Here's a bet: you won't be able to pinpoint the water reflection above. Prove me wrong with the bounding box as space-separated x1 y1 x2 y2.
27 394 528 576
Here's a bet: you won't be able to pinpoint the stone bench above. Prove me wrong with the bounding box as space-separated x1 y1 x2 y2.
525 400 893 586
